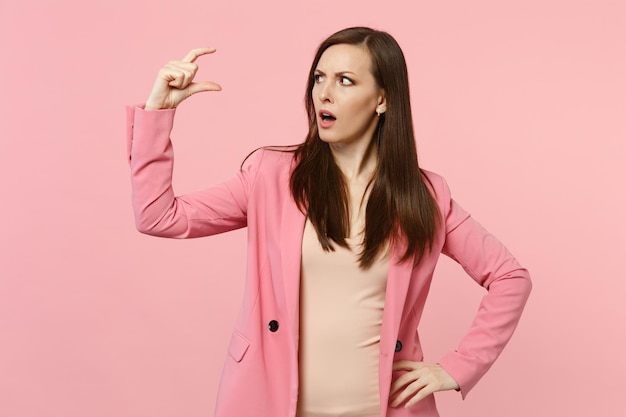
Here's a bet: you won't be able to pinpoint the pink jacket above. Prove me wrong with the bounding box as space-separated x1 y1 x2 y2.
127 105 532 417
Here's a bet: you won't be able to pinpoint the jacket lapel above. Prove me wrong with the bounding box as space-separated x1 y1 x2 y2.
379 242 414 413
280 192 306 340
382 245 413 341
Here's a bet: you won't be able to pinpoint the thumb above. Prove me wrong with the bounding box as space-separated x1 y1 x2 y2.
187 81 222 97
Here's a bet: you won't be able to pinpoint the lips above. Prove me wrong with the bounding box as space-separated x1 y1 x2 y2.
318 110 336 128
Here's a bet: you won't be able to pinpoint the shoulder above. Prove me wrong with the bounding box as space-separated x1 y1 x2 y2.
244 146 297 166
420 169 451 202
240 146 297 186
421 168 472 232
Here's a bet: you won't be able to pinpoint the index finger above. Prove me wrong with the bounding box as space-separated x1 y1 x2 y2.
182 47 216 63
392 360 423 371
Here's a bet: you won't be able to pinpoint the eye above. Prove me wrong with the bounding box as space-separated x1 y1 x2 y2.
313 74 324 83
339 76 353 86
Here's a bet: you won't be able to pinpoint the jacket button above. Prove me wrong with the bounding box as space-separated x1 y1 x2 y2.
268 320 279 332
395 340 402 352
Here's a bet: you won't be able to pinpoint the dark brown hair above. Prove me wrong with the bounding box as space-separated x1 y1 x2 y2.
290 26 441 268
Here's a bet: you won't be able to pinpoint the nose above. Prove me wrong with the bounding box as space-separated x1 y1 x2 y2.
318 82 333 103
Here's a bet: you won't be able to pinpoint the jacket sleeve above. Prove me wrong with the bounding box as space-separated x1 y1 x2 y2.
435 177 532 398
126 105 262 238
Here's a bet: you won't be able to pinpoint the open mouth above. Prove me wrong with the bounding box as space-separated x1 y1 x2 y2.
319 111 337 123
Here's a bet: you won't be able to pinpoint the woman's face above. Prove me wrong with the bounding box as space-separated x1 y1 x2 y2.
312 44 385 150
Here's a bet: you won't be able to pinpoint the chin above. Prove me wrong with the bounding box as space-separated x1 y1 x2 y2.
317 132 335 143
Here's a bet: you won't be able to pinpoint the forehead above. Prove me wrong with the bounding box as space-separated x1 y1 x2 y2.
316 44 372 74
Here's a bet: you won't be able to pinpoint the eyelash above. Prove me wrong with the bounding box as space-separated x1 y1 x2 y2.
314 74 354 86
339 76 353 85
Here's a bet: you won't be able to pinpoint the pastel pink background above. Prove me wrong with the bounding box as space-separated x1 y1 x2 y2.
1 0 624 416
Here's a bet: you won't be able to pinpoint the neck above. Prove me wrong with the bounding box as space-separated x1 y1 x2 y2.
329 138 378 183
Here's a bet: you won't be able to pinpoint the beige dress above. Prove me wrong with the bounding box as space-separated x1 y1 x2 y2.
297 219 390 417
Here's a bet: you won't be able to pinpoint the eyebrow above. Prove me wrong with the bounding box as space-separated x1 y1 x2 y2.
314 69 358 77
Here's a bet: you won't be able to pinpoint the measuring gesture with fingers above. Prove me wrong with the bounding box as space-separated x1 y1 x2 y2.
145 47 222 110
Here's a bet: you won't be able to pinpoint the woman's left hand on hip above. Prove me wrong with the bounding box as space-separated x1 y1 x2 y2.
389 360 460 408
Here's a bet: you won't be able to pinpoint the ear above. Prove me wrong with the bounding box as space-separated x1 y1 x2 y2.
376 90 387 115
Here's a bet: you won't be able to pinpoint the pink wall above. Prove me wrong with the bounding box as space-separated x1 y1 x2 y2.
1 1 624 416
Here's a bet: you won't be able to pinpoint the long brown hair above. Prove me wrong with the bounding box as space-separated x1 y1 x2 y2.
290 27 441 268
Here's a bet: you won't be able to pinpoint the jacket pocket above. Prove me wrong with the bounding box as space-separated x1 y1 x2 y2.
227 330 250 363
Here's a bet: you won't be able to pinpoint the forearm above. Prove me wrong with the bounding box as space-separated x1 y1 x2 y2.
438 264 532 396
127 105 191 236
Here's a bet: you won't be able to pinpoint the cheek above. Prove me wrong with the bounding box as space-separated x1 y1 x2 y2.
310 86 320 102
354 91 377 111
348 98 376 122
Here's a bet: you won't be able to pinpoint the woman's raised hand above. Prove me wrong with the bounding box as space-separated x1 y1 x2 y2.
145 47 222 110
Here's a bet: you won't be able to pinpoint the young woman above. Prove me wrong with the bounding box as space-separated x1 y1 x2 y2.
127 27 531 417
